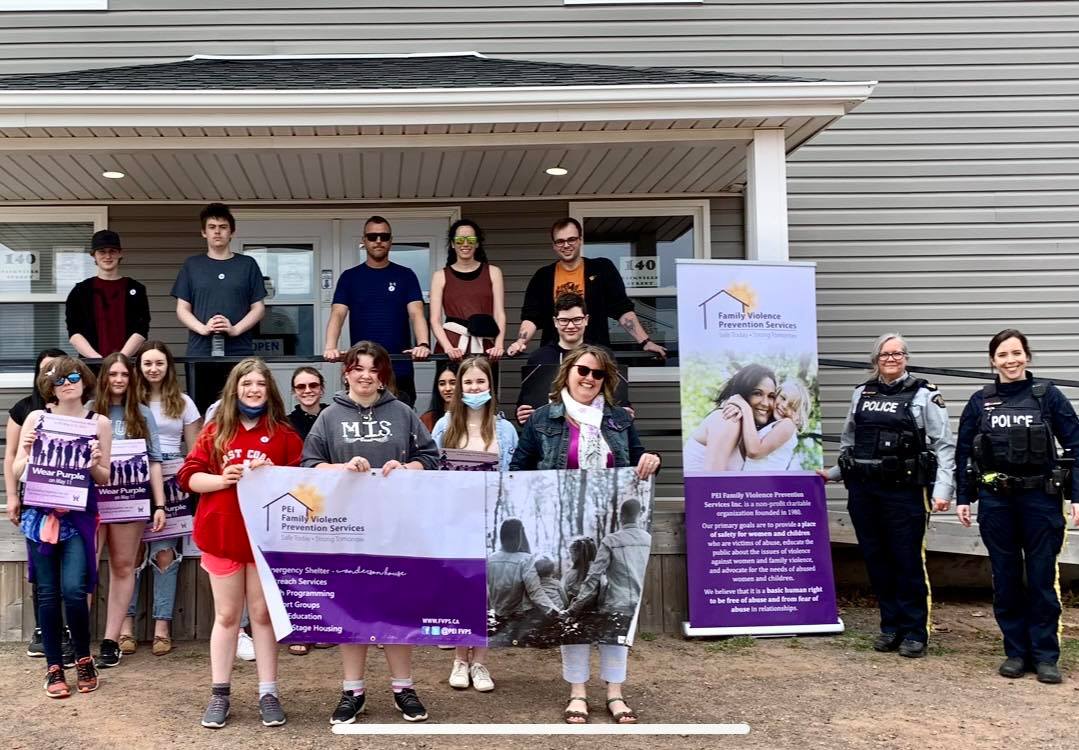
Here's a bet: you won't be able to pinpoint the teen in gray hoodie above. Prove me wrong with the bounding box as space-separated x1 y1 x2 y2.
300 341 438 726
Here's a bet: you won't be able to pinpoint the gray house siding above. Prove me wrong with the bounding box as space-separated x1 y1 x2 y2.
0 0 1074 494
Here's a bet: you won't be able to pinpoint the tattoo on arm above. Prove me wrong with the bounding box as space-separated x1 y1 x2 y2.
620 315 643 339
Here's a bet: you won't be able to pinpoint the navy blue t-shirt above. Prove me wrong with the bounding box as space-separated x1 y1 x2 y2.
332 261 422 377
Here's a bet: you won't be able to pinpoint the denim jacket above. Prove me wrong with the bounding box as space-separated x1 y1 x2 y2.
509 401 646 471
566 523 652 615
431 412 518 471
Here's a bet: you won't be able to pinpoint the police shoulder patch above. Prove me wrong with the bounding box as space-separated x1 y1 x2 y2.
931 393 946 409
923 381 938 391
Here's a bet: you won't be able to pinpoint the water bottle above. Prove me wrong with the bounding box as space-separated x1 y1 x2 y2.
211 333 225 357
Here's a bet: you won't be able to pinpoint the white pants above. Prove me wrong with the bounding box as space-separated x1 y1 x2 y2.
560 644 629 684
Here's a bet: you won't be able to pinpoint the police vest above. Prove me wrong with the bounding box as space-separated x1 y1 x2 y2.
974 380 1053 475
852 378 927 462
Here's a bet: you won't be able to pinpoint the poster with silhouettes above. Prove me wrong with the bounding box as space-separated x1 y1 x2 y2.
22 412 97 511
98 438 151 523
142 458 194 541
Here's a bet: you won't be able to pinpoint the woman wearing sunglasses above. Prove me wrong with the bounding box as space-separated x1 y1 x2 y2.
510 345 660 724
429 219 506 361
10 357 112 698
93 352 167 669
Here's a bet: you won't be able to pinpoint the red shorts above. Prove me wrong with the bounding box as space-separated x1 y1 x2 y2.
200 550 246 578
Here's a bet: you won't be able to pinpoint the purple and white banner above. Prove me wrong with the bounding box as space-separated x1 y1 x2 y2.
238 466 656 647
676 260 841 636
238 466 488 647
98 438 152 524
23 412 96 511
143 458 193 541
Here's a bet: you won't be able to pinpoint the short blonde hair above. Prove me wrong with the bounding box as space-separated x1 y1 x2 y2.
777 378 810 430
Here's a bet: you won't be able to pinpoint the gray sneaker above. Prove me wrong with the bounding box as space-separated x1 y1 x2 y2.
259 693 287 727
201 694 231 729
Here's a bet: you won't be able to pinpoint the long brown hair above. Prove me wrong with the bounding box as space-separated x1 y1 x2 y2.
134 340 186 420
443 356 497 450
211 358 288 465
93 352 149 440
549 345 618 405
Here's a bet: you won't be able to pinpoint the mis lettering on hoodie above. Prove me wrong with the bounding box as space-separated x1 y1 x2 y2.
342 415 393 444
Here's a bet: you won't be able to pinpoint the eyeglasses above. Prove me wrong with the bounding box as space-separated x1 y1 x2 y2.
553 237 580 248
877 352 908 362
364 232 392 242
52 372 82 386
572 364 607 381
554 316 587 327
452 236 478 247
293 382 322 391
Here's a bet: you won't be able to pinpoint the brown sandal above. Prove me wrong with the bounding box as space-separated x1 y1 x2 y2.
564 696 589 724
288 643 311 656
606 697 638 724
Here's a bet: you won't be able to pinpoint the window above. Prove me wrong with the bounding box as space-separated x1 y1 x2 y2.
570 199 709 348
242 243 317 357
0 208 107 385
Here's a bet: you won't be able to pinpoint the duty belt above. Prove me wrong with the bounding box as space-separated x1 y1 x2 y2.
977 472 1046 493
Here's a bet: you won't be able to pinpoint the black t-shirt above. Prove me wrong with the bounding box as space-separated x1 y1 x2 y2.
9 393 41 427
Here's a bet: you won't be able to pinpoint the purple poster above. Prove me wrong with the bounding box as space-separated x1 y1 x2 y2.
23 412 96 511
98 438 151 523
142 458 193 541
684 474 841 633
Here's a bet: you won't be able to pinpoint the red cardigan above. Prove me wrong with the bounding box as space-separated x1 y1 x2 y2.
178 417 303 562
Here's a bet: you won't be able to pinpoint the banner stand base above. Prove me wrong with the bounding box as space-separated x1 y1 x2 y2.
681 618 845 639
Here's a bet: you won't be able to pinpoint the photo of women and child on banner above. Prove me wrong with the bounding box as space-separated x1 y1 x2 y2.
238 466 654 649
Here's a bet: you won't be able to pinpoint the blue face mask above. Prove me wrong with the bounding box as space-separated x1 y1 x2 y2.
461 391 492 410
238 401 267 418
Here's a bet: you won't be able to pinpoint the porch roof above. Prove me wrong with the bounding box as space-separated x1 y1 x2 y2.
0 53 875 203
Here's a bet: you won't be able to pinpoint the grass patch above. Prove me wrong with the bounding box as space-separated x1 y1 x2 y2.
704 636 755 654
638 631 657 642
1060 637 1079 670
828 630 877 652
787 638 807 650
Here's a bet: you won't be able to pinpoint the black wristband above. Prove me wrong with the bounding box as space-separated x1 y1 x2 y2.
415 342 429 348
640 338 653 349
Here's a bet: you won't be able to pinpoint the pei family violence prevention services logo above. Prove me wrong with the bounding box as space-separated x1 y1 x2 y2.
262 484 366 541
697 282 797 334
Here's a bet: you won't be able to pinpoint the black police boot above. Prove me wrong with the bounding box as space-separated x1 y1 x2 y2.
872 632 902 652
1036 662 1062 684
898 639 927 659
998 657 1027 678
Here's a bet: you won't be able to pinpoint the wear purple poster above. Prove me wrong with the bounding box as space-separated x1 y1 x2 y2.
238 466 489 647
22 412 96 511
142 458 193 541
98 438 151 524
684 474 841 633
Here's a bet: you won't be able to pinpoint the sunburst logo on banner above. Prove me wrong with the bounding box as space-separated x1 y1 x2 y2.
724 282 757 316
291 483 325 522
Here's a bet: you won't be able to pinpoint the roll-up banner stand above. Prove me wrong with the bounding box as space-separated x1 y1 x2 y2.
677 260 843 637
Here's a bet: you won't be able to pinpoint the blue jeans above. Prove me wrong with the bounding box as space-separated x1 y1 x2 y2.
127 537 182 622
28 534 91 668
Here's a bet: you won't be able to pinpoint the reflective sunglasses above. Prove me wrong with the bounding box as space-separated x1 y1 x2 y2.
53 372 82 386
573 364 607 381
364 232 392 242
452 236 479 247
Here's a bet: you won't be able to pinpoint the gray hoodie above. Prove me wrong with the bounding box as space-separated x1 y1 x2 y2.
301 389 439 470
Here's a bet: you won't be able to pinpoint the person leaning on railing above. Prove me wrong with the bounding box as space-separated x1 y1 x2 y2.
818 333 955 660
509 344 660 725
954 328 1079 685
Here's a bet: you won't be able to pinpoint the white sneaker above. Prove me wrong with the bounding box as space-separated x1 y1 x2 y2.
448 659 470 689
236 631 256 662
469 662 494 692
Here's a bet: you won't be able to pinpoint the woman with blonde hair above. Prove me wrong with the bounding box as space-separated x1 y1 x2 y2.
92 351 166 669
178 358 304 729
431 355 517 692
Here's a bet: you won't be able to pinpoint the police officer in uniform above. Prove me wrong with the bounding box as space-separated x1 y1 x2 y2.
819 333 955 658
955 329 1079 684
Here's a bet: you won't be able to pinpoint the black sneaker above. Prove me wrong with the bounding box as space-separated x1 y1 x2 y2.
62 629 76 669
872 632 902 653
393 687 428 722
1036 662 1062 684
998 657 1027 678
898 639 927 659
26 628 44 658
331 690 366 725
97 639 121 668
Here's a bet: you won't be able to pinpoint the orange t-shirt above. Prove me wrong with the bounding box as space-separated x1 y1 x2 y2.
553 262 585 301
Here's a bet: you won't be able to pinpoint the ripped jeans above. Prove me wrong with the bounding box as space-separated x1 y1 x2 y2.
127 537 182 622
